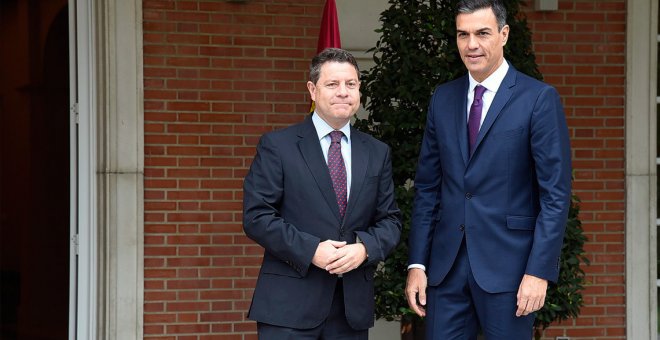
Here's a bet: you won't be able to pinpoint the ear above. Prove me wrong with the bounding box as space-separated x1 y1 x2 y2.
501 24 510 46
306 81 316 101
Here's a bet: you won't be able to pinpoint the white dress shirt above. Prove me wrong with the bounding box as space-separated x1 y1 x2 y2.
466 60 510 127
312 113 352 200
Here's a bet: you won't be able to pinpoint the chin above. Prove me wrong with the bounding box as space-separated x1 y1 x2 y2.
468 68 485 77
332 112 354 118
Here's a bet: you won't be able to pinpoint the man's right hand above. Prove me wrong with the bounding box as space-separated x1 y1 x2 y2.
312 240 347 269
405 268 428 317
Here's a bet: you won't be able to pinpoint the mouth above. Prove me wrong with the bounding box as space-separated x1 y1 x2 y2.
466 54 483 62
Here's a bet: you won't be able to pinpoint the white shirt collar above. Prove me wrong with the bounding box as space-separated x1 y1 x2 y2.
312 113 351 141
468 59 509 94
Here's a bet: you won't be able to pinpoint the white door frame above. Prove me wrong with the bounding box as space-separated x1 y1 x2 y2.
69 0 98 338
68 0 80 338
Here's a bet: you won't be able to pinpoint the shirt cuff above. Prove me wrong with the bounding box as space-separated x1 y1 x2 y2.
355 235 368 258
407 264 426 271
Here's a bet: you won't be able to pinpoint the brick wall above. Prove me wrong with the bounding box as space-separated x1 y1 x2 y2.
525 1 626 339
142 1 324 338
143 0 628 339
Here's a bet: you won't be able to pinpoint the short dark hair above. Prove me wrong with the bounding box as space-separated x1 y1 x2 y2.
456 0 507 31
309 48 359 84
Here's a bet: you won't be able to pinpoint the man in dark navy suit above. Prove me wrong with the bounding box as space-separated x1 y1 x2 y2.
243 48 401 340
405 1 572 339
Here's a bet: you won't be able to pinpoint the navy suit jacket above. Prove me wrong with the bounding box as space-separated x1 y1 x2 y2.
409 65 571 293
243 116 401 330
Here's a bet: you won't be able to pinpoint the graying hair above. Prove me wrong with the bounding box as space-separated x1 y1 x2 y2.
456 0 507 31
309 48 359 84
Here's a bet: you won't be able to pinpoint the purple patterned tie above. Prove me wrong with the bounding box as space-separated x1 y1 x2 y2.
468 85 487 155
328 131 347 219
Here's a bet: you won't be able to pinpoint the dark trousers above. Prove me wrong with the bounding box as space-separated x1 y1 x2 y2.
425 240 535 340
257 281 368 340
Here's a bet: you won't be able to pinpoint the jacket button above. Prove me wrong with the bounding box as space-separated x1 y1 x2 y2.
465 192 472 199
459 224 465 231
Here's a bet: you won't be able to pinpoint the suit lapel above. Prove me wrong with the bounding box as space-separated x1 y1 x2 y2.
471 66 516 159
455 77 470 166
345 127 368 220
297 117 343 222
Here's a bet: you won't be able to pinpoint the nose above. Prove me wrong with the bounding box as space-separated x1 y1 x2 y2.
467 34 479 49
336 83 349 96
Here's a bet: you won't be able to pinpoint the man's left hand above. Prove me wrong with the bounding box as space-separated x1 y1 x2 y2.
325 243 367 275
516 274 548 317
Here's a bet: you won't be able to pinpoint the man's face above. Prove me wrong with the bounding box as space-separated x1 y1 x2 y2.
456 7 509 82
307 61 360 129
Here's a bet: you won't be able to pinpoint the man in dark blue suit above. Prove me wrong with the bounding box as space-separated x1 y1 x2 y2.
243 48 401 340
405 1 572 339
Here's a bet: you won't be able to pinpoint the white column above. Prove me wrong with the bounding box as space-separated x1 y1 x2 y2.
95 0 144 339
626 0 658 338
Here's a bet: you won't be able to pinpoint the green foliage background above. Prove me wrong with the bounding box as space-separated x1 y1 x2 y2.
354 0 589 335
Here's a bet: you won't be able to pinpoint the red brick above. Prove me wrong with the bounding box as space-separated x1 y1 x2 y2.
166 279 211 290
145 269 178 278
166 323 210 334
145 246 177 256
176 313 199 324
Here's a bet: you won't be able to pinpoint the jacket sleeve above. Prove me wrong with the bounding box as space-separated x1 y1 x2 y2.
525 86 572 282
242 134 320 276
354 145 402 266
408 92 444 267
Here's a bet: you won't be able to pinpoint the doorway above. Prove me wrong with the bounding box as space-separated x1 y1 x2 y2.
0 1 70 339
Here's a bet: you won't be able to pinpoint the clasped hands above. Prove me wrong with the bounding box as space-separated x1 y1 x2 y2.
312 239 367 275
405 269 548 318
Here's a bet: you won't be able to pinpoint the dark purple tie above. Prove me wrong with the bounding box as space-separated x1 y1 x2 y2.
328 131 347 218
468 85 487 155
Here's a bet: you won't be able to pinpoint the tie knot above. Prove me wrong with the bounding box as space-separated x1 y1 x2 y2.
474 85 486 100
329 130 343 144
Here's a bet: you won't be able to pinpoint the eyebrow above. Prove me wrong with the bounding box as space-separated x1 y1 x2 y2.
457 27 493 34
323 79 358 83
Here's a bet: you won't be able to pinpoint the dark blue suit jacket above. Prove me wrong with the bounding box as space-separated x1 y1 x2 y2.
409 65 571 293
243 116 401 330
